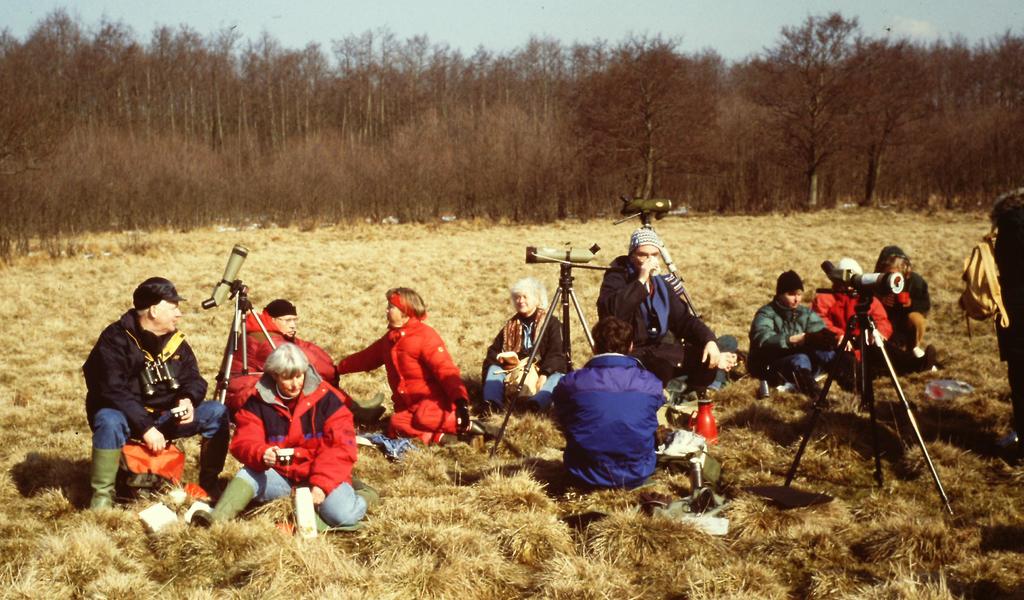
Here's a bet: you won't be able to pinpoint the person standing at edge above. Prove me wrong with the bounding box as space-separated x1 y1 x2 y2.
992 188 1024 463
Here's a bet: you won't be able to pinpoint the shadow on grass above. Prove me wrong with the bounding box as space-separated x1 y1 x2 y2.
981 525 1024 553
724 401 913 471
912 402 1007 459
10 452 91 507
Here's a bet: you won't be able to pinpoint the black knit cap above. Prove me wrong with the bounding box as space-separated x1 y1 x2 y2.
133 277 185 310
264 299 297 318
776 270 803 295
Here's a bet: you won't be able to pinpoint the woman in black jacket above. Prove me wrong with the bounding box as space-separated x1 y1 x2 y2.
481 277 567 411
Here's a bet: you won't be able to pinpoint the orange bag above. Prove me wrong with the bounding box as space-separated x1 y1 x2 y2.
116 442 185 499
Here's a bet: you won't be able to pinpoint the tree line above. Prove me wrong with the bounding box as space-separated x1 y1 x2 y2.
1 10 1022 260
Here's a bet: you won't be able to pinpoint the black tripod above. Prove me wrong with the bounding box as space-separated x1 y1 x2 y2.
211 280 276 404
784 291 953 515
489 255 615 457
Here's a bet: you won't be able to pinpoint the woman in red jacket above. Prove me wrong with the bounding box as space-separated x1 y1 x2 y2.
193 343 368 529
337 287 471 445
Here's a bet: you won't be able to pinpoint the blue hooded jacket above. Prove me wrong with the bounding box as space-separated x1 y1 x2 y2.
553 354 664 488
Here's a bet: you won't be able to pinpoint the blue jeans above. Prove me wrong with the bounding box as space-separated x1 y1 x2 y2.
235 467 367 527
482 364 563 410
91 402 228 450
766 350 836 386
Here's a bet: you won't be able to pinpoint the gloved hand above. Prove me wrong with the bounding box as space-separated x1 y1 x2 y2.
455 399 471 432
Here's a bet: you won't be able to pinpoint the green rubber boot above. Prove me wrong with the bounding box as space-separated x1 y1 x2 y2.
190 476 255 527
316 513 364 533
89 448 122 510
352 477 380 511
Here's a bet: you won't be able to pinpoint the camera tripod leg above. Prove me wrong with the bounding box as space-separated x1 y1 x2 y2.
875 337 954 514
489 287 564 458
213 297 244 404
212 282 277 405
567 288 594 351
860 337 884 488
490 264 597 458
785 330 852 487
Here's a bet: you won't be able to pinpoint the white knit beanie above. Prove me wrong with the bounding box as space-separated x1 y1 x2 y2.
628 228 664 254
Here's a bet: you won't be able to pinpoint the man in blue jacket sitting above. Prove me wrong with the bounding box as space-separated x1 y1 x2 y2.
553 316 664 489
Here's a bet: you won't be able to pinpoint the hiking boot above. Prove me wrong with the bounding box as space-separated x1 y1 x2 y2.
89 448 122 510
469 420 500 439
350 393 387 426
199 432 229 501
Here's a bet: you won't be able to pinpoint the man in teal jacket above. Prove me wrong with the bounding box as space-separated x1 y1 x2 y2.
748 271 835 398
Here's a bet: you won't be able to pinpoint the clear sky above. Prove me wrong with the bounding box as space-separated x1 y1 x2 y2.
1 1 1020 61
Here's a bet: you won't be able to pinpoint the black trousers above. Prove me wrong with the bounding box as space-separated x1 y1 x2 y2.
630 341 717 388
1009 357 1024 438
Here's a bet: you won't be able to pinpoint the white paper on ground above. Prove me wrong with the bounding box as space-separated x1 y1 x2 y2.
139 503 179 533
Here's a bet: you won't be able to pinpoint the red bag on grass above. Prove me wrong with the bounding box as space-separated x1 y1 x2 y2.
115 441 185 500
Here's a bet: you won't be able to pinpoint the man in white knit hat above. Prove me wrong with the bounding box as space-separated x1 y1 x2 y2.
597 228 737 387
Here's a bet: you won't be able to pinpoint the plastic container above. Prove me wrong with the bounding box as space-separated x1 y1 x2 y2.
924 379 974 401
688 399 719 445
294 487 318 539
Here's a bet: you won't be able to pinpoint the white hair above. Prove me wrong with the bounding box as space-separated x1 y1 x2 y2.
509 277 548 308
263 343 309 377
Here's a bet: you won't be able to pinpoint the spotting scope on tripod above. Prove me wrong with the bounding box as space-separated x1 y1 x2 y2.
784 261 953 515
201 245 277 404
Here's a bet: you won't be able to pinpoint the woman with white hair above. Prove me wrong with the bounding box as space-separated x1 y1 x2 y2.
481 277 568 411
193 343 372 530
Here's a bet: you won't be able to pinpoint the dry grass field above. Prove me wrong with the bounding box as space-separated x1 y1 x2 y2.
0 209 1022 598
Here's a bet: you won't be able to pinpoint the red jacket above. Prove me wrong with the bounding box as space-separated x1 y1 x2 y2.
337 319 468 443
812 292 893 343
226 311 337 412
231 370 357 495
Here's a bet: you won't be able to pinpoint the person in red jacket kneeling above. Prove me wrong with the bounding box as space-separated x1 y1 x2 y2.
225 298 337 413
193 343 370 530
337 287 471 445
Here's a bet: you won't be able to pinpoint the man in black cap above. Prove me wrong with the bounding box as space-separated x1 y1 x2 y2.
748 270 836 398
82 277 229 509
225 298 338 412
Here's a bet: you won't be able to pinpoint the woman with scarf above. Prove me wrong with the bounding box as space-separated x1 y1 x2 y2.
481 277 568 411
336 288 471 445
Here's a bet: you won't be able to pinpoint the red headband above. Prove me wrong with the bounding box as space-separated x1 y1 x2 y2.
388 293 418 319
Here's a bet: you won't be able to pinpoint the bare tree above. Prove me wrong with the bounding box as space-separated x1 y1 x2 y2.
747 13 861 208
574 35 718 200
851 38 929 206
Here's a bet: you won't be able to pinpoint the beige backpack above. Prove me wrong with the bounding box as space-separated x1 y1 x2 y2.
959 231 1010 336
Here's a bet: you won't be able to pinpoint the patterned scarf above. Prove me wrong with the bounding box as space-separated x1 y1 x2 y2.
502 308 546 354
